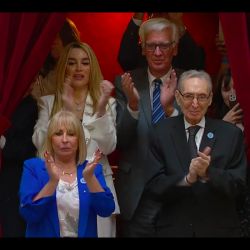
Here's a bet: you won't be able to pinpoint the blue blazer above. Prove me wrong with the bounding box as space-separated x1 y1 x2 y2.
19 158 115 237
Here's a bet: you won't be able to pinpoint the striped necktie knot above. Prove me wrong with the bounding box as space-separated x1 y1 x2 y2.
154 78 162 88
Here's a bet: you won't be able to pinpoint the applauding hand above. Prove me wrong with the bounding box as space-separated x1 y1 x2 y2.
96 80 114 117
160 69 177 116
44 151 61 182
121 72 140 111
83 149 102 180
83 149 104 192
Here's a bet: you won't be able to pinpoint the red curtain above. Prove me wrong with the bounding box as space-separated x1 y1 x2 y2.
220 13 250 160
0 12 66 237
0 12 66 135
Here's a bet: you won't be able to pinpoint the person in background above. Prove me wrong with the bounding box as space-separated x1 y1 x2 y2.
31 18 80 100
19 110 115 237
210 68 244 130
115 17 180 237
209 27 250 236
146 69 247 237
211 27 243 130
0 88 38 237
32 41 119 237
209 67 250 237
118 12 205 72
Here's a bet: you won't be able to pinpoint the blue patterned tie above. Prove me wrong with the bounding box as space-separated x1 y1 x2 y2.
152 79 165 124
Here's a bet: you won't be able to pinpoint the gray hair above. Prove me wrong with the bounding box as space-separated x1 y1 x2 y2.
178 70 213 92
139 17 179 48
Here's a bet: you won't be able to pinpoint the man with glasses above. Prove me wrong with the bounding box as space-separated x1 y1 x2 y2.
145 70 247 237
144 41 176 52
115 18 182 237
118 12 205 72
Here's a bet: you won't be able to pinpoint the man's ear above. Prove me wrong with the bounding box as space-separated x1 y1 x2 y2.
173 43 178 56
208 93 213 106
175 90 181 106
142 46 146 55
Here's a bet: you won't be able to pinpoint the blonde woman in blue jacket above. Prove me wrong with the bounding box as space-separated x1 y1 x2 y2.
19 110 115 237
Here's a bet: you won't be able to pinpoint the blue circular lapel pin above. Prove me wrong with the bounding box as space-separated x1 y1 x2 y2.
207 132 214 139
80 177 86 184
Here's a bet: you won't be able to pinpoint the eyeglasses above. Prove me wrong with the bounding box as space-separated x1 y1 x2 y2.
178 90 211 103
145 41 175 52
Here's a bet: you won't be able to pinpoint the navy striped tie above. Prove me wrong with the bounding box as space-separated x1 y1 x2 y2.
152 79 165 124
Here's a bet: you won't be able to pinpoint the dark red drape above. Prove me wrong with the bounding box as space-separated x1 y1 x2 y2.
0 11 66 237
0 12 66 135
220 12 250 160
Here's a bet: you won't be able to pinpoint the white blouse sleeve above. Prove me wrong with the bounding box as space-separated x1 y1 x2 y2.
32 95 54 151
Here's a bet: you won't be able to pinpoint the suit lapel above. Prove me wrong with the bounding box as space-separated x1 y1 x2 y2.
171 115 191 173
41 162 60 236
199 117 216 153
77 163 89 237
140 85 151 126
47 198 60 237
133 68 152 126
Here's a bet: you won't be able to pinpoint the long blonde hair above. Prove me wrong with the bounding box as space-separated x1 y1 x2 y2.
51 42 103 118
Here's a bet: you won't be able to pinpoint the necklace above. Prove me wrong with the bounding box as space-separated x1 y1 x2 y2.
75 101 83 112
62 170 75 177
74 99 85 112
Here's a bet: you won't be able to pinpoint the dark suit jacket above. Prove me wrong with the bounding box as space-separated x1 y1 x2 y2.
115 67 182 220
0 95 38 237
146 115 247 237
0 95 38 199
118 19 205 72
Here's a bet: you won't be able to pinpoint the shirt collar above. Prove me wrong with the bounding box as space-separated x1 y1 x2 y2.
148 67 173 88
184 116 206 130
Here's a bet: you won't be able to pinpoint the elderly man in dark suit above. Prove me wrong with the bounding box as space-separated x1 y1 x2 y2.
115 17 182 237
146 70 247 237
